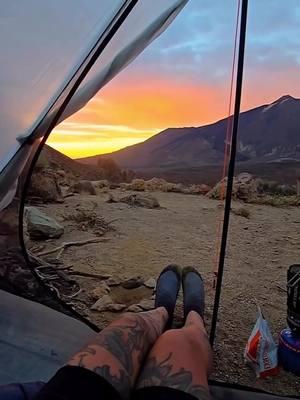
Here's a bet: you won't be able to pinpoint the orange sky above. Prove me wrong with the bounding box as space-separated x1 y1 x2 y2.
46 1 300 159
48 76 224 158
48 69 300 159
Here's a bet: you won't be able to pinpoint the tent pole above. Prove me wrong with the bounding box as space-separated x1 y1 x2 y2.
209 0 248 346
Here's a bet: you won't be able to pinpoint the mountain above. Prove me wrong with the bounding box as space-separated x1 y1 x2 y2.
78 95 300 169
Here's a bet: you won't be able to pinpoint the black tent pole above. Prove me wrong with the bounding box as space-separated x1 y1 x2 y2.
210 0 248 346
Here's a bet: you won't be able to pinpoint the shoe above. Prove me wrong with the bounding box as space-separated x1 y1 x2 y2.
155 264 181 328
182 266 205 320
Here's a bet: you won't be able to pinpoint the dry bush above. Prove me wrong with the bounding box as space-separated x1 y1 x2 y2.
164 182 184 193
63 207 115 236
257 179 296 196
128 179 146 191
144 178 167 191
252 195 300 207
232 207 250 218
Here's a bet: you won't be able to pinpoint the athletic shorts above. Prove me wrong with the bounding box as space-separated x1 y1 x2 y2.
31 366 211 400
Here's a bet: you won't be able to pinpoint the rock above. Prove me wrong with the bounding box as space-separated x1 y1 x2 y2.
91 283 111 300
128 179 146 191
68 180 96 195
186 184 211 195
120 194 160 209
164 182 185 193
207 173 258 202
107 303 126 312
136 299 154 311
92 180 109 189
127 304 143 313
109 183 120 190
29 170 64 203
145 178 168 191
106 277 122 286
106 193 118 203
91 295 126 312
122 277 144 289
25 206 64 239
144 278 156 289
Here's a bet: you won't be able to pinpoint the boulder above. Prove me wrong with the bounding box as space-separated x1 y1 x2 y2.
128 179 146 191
91 295 126 312
207 173 258 201
187 184 211 195
25 206 64 239
164 182 185 193
68 180 96 195
29 170 64 203
92 180 109 189
120 194 160 209
145 178 168 191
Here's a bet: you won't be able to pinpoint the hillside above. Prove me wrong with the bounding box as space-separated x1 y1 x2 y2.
40 145 103 180
78 95 300 169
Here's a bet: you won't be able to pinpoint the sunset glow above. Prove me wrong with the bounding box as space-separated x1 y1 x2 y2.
47 1 300 159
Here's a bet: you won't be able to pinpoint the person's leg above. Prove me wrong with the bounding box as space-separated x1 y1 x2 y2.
136 311 212 399
68 307 168 399
68 264 181 399
136 266 212 400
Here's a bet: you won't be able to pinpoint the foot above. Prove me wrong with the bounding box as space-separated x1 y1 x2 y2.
182 266 205 320
155 264 181 328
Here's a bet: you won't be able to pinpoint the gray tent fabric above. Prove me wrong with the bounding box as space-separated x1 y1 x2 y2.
0 0 189 388
0 289 94 384
0 0 188 211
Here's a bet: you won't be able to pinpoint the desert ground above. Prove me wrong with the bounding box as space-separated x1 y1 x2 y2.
27 189 300 395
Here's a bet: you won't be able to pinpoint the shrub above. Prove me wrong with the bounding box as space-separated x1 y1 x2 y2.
63 207 115 235
232 207 250 218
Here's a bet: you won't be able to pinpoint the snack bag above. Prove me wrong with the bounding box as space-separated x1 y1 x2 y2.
244 306 279 378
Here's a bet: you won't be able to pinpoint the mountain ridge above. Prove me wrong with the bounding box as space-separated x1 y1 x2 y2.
78 95 300 169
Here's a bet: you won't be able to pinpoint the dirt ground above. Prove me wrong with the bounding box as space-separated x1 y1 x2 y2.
28 190 300 395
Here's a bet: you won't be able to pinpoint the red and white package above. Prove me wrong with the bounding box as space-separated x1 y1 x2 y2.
244 306 279 378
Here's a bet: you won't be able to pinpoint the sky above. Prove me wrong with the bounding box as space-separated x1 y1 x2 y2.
48 0 300 159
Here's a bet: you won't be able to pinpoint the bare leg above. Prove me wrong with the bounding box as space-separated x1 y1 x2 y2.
137 311 213 400
68 307 168 399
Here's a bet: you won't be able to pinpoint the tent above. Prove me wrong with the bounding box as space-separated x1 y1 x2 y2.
0 0 298 398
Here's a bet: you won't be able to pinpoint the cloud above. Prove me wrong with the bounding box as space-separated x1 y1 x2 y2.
48 0 300 158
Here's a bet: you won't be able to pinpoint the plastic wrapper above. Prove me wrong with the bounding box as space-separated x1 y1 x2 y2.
244 306 279 378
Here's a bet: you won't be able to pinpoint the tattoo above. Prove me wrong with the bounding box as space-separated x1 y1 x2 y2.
137 353 207 399
69 313 165 399
93 365 131 398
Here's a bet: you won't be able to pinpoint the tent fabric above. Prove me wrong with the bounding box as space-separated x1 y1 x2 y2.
0 0 189 387
0 289 95 384
0 0 188 211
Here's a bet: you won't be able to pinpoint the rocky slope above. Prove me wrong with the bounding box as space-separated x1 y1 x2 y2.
78 95 300 169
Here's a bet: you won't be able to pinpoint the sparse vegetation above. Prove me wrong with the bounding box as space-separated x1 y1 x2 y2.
252 195 300 207
232 207 251 218
256 179 296 196
62 206 115 236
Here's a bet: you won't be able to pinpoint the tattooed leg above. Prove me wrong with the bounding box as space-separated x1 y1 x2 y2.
68 307 168 399
137 311 213 400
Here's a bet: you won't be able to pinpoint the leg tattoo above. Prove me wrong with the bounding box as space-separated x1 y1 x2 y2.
68 308 167 399
138 353 207 399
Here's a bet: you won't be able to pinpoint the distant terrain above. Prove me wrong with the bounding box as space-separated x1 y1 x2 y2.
77 95 300 185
